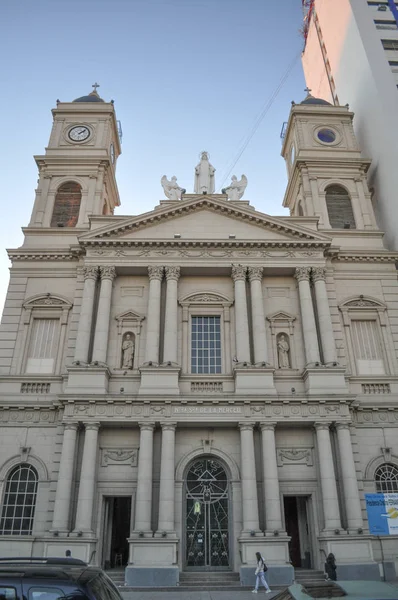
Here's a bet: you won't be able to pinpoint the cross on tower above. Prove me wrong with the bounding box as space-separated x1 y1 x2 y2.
92 82 100 93
304 87 312 94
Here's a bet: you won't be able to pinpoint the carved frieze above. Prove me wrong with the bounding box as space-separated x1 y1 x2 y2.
277 448 313 466
0 407 58 424
101 447 138 467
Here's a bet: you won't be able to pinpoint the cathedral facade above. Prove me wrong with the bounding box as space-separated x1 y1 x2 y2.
0 89 397 586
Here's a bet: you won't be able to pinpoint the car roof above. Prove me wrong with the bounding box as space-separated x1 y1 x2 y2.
0 558 103 584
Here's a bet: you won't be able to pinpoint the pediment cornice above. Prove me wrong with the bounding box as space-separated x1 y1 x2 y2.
79 195 332 244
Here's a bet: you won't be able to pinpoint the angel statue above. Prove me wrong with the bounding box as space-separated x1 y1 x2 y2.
161 175 186 201
222 175 248 201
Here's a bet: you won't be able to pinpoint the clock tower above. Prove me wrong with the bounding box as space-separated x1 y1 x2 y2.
28 85 121 229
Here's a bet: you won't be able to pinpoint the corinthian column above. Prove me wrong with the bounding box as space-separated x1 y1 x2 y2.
315 423 342 531
144 266 164 364
134 423 154 533
248 266 268 364
295 267 320 365
336 424 363 530
74 423 100 533
163 267 180 364
92 266 116 364
232 265 250 364
261 423 283 531
52 423 78 532
239 423 260 532
157 423 177 533
74 267 98 363
312 267 337 365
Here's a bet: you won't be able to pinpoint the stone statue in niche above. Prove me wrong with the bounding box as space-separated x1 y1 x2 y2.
194 151 216 194
121 333 135 369
222 174 248 200
277 333 291 369
161 175 186 200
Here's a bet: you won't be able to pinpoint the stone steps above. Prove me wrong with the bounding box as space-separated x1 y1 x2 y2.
294 569 326 584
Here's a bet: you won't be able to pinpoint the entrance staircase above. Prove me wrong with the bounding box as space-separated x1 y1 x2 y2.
294 569 326 585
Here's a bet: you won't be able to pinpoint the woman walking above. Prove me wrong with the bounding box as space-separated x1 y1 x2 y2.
252 551 272 594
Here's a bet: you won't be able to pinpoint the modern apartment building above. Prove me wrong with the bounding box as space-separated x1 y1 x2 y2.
302 0 398 250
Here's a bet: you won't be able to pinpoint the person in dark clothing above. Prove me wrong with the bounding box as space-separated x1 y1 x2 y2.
325 553 337 581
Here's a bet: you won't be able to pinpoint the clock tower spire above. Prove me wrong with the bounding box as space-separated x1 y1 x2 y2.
29 87 121 229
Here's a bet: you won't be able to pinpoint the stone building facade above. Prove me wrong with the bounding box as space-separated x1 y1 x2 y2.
0 89 397 586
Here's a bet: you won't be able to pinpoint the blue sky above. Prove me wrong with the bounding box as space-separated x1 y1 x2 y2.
0 0 306 312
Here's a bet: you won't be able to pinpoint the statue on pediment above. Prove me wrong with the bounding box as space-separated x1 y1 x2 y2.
161 175 186 200
194 151 215 194
222 174 248 200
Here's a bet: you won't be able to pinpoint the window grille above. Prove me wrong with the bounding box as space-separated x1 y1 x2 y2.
325 185 356 229
26 318 59 374
375 463 398 493
351 319 385 374
191 316 221 374
0 464 38 535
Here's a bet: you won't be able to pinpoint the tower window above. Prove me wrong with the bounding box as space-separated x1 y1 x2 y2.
317 128 336 144
325 185 356 229
51 181 82 227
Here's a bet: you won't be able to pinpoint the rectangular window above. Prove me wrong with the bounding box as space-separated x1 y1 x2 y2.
0 588 17 600
26 318 59 374
191 316 221 374
351 320 385 375
375 19 398 29
382 39 398 51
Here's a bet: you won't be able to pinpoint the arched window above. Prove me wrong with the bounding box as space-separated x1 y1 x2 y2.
325 184 356 229
375 463 398 493
0 464 38 535
51 181 82 227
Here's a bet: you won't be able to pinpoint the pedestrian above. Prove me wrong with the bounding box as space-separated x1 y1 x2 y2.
325 553 337 581
252 551 272 594
65 550 72 558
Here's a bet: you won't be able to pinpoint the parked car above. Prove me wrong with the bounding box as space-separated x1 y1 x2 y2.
0 557 123 600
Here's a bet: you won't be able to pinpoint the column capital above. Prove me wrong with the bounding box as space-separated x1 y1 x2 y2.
138 422 155 431
83 422 100 431
160 422 177 431
238 421 255 431
231 264 247 282
148 266 164 281
294 266 311 282
248 266 263 282
63 422 78 432
312 267 326 282
314 422 332 431
83 266 99 281
99 265 116 281
260 422 277 432
165 266 180 281
335 422 351 432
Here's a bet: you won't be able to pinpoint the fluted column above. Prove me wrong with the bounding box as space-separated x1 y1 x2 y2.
144 266 164 364
336 424 363 530
312 267 337 365
163 267 180 364
52 423 78 532
157 423 177 533
295 267 320 365
232 265 250 363
92 266 116 364
261 423 283 531
134 423 155 533
74 267 98 363
74 423 100 533
239 422 260 532
315 423 342 531
248 266 268 364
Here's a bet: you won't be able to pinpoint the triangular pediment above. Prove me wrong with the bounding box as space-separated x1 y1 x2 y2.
79 195 331 246
115 310 145 322
267 311 296 323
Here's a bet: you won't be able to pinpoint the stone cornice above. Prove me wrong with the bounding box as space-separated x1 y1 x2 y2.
332 251 398 263
84 239 330 250
7 250 79 261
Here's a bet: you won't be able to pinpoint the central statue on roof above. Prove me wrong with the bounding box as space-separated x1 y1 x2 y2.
194 151 216 194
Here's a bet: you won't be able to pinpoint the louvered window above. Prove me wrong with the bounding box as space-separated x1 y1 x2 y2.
351 319 385 374
26 319 59 374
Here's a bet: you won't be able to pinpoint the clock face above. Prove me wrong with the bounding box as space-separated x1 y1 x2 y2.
68 126 90 142
110 142 115 164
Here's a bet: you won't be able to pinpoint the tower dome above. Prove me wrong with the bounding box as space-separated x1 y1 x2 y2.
300 93 332 106
73 90 105 103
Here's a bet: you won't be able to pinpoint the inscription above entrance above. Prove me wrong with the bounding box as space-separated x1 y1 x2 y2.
174 406 242 414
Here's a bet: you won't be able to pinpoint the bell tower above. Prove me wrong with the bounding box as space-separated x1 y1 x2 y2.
29 85 121 229
281 93 376 231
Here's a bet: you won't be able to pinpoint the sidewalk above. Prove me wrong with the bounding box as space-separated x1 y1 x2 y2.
121 593 279 600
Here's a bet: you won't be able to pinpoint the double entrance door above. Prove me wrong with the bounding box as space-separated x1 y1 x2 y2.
185 457 230 570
